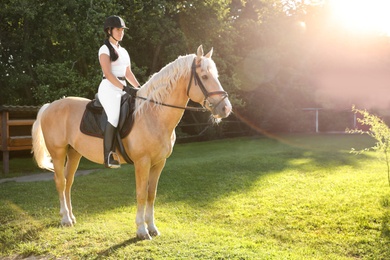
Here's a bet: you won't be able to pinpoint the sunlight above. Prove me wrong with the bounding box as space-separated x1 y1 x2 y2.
329 0 390 35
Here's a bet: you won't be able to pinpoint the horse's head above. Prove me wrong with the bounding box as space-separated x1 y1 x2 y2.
187 45 232 120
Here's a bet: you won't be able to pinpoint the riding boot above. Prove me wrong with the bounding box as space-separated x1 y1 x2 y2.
103 122 120 168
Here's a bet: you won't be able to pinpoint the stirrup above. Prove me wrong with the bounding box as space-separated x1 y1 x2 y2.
107 151 121 169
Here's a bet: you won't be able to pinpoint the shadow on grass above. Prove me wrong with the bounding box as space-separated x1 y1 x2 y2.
382 211 390 237
381 196 390 236
97 237 140 258
379 196 390 258
0 206 60 255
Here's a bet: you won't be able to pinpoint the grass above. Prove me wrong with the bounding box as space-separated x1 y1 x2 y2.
0 153 104 179
0 134 390 259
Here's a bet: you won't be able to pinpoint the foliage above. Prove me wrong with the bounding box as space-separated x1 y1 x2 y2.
347 106 390 186
231 0 321 132
1 135 389 259
0 0 241 104
0 0 118 105
32 61 101 102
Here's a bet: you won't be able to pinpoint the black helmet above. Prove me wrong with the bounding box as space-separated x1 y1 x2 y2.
104 15 128 31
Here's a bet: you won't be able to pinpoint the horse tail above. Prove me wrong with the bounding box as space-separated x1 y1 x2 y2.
32 103 54 172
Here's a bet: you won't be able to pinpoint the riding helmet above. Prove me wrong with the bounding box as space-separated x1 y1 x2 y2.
104 15 128 31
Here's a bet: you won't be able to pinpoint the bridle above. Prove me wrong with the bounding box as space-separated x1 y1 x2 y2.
136 58 228 113
186 58 229 113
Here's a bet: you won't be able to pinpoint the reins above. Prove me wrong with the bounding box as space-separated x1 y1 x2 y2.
135 58 228 113
135 96 207 112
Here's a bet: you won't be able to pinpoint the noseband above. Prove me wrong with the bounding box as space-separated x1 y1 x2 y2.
186 58 228 113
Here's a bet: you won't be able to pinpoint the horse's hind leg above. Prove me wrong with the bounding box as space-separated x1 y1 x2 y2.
51 146 73 226
64 147 82 224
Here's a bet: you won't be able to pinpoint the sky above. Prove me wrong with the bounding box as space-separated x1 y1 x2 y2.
328 0 390 36
311 0 390 111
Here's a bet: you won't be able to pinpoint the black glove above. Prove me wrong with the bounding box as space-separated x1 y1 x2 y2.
123 85 139 96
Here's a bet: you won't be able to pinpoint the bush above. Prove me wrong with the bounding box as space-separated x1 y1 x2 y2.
347 106 390 186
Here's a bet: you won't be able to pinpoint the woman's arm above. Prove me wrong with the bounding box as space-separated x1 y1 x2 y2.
125 66 141 88
99 53 125 90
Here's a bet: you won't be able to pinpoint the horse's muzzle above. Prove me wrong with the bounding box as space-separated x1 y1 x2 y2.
210 97 232 119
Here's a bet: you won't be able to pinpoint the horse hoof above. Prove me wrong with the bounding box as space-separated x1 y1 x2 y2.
61 221 73 227
137 233 152 240
149 229 160 237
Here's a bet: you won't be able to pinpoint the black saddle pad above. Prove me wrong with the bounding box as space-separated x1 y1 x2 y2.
80 94 135 139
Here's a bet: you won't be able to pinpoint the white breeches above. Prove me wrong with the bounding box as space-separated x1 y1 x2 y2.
98 79 126 127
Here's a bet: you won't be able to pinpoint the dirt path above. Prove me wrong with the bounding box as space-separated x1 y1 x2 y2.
0 170 96 184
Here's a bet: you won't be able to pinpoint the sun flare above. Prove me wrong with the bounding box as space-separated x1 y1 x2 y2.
329 0 390 35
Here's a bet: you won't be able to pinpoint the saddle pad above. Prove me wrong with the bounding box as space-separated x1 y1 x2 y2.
80 95 135 139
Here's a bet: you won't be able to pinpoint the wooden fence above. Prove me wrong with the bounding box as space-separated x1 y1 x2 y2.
0 106 40 174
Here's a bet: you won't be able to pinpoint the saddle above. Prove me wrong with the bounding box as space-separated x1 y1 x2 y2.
80 93 136 164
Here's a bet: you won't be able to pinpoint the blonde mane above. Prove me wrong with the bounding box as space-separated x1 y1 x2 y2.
134 53 219 115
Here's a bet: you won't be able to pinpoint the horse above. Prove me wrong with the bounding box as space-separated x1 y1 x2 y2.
32 45 232 240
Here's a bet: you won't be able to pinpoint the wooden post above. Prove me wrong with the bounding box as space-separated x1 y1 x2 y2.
1 110 10 174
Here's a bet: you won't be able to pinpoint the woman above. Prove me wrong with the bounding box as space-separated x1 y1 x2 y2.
98 15 141 168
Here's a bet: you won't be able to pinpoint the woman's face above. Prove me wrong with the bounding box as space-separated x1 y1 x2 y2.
111 27 124 41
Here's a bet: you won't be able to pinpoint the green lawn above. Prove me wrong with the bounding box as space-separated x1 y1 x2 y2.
0 153 104 179
1 134 389 259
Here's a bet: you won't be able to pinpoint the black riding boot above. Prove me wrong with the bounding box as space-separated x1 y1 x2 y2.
103 123 120 168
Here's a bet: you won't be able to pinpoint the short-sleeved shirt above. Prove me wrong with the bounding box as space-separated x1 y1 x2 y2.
98 42 130 77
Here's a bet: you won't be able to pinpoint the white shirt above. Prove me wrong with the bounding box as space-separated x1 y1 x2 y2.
98 42 130 78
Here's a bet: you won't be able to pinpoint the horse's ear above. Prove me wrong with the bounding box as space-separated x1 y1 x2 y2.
205 47 213 59
196 45 204 59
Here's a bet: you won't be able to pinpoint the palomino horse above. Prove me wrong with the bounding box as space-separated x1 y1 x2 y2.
32 45 232 240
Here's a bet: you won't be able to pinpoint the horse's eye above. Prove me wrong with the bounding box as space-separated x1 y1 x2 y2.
202 75 208 80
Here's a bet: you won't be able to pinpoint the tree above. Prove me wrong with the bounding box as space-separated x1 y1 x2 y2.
230 0 320 131
0 0 238 105
0 0 125 105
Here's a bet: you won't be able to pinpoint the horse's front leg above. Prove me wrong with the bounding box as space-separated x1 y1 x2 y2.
145 160 166 237
134 158 152 240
